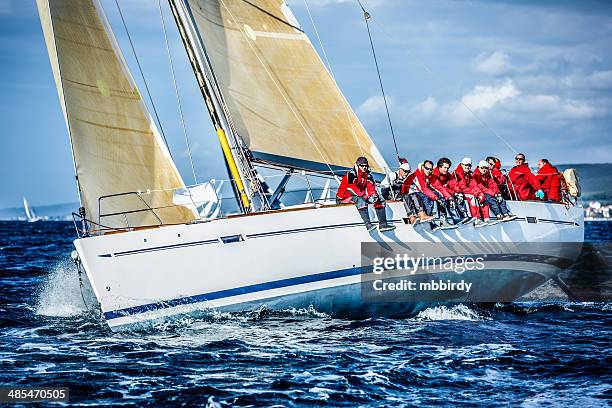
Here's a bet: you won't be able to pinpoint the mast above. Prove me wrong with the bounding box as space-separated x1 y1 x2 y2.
168 0 255 213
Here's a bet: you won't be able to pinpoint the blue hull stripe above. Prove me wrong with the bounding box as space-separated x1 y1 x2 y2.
102 249 576 321
103 265 371 321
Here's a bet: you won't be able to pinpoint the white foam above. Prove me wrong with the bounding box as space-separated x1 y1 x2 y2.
35 258 97 317
414 304 487 321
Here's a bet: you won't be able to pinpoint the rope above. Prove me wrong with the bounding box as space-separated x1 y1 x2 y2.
302 0 366 157
357 0 400 163
157 0 198 185
359 1 518 154
113 0 172 157
219 0 340 184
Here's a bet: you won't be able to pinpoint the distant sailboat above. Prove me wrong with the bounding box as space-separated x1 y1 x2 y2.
23 197 41 223
36 0 584 331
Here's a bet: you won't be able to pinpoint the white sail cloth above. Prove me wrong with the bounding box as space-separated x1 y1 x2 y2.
37 0 196 228
173 181 224 220
185 0 388 174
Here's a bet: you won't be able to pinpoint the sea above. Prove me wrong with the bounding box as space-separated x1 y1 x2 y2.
0 221 610 407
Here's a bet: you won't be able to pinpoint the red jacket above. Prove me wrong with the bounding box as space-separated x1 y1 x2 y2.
490 160 506 186
400 172 418 195
473 170 500 196
430 168 454 199
508 163 541 200
413 165 440 201
337 166 377 200
536 162 562 202
452 165 481 196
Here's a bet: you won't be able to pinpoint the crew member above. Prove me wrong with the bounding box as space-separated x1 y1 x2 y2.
536 159 562 202
508 153 544 200
380 162 432 225
452 157 489 227
336 157 396 232
486 156 510 198
431 157 470 225
474 160 517 222
413 160 455 231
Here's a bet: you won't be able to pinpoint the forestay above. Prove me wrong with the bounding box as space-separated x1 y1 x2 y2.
37 0 196 228
184 0 388 175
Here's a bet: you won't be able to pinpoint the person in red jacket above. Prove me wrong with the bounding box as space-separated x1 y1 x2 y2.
431 157 470 225
536 159 562 202
508 153 544 200
474 160 517 222
336 156 395 232
380 161 433 225
486 156 510 199
412 160 457 231
452 157 490 227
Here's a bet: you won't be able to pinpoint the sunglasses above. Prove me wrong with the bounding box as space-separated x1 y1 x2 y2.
462 163 472 167
424 167 433 171
479 166 488 169
358 164 369 168
515 157 525 161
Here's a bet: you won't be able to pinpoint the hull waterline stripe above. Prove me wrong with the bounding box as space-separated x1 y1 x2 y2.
103 265 370 320
102 253 575 321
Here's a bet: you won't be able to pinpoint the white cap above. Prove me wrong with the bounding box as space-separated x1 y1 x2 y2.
478 160 489 168
461 157 472 165
399 162 411 172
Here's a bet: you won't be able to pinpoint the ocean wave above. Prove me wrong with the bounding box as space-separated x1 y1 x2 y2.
413 304 489 321
34 258 98 317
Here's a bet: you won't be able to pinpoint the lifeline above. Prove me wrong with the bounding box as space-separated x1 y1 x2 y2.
372 279 473 293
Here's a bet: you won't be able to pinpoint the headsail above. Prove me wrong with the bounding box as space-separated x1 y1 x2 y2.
37 0 196 228
23 197 34 220
182 0 388 175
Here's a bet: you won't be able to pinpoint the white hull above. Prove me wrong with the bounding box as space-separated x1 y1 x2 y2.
74 201 584 331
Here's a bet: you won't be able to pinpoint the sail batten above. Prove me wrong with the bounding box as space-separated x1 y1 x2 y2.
37 0 196 228
185 0 387 174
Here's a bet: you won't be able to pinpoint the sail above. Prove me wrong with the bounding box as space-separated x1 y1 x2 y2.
37 0 196 229
23 197 33 220
183 0 388 175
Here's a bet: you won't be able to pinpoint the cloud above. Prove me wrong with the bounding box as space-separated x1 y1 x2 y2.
461 79 519 111
357 95 394 116
415 96 438 116
505 94 608 120
446 79 520 124
474 51 512 76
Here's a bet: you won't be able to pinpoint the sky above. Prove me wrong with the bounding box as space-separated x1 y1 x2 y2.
1 0 611 208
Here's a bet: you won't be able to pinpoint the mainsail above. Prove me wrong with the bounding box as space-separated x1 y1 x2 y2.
182 0 388 174
37 0 196 228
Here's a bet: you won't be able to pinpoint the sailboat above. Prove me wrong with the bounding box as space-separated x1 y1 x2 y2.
36 0 584 331
23 197 41 223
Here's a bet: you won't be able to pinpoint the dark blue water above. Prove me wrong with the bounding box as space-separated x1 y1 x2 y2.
0 221 610 406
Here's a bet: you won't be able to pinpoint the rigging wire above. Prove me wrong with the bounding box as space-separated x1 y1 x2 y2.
302 0 366 157
157 0 198 185
356 0 400 163
112 0 172 157
357 0 518 154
